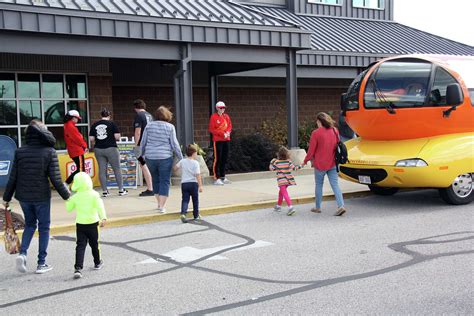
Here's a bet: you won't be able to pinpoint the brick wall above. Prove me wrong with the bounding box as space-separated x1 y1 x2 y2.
88 75 113 122
109 86 344 147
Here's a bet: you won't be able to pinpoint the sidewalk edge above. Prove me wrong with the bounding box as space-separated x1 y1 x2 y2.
1 190 370 237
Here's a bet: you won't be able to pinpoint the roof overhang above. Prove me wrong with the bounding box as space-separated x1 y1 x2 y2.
0 3 312 51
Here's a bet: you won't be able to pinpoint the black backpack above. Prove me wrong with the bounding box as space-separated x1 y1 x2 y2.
333 128 348 171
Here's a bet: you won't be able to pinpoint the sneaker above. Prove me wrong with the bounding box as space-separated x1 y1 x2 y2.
35 264 53 274
287 206 296 216
222 178 232 184
213 179 224 185
94 260 104 270
194 215 202 221
273 205 282 212
118 189 128 196
16 254 27 273
310 207 321 213
158 208 167 214
139 190 154 197
180 214 187 223
334 207 346 216
102 190 110 197
74 270 82 279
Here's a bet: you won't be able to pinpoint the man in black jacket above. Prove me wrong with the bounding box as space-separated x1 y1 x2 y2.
2 120 70 274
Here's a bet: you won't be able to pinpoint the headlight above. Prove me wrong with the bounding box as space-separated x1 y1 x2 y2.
395 159 428 167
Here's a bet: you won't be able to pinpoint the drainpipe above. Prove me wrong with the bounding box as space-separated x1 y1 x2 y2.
286 48 298 149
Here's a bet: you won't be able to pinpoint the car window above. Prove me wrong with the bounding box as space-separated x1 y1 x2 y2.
427 67 460 106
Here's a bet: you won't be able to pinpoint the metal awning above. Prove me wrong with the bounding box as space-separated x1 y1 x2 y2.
0 0 311 50
246 5 474 67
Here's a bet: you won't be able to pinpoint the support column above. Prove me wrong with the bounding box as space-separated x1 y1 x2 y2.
209 74 218 115
208 73 218 147
286 49 298 149
174 44 194 146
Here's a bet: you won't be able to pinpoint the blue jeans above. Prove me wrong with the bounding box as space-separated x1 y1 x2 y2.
146 157 173 196
314 167 344 209
181 182 199 218
19 200 51 265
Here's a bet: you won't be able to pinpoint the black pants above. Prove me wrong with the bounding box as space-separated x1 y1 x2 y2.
66 155 85 184
75 222 101 270
181 182 199 218
213 141 229 179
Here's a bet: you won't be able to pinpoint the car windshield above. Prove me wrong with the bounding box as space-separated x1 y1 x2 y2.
364 61 432 109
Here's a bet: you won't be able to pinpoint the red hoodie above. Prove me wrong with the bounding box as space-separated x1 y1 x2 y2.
208 112 232 142
64 120 87 158
303 127 339 171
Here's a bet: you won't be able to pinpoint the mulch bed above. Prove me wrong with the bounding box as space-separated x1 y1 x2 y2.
0 210 25 232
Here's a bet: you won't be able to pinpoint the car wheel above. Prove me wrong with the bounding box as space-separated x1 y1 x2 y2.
439 173 473 205
368 185 399 196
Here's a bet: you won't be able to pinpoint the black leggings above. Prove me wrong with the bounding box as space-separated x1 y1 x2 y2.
213 141 229 179
66 155 85 184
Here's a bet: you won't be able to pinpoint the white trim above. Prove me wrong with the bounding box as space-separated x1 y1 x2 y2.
352 0 385 10
308 0 343 6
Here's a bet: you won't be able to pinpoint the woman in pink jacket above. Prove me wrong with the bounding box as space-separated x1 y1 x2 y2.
303 112 346 216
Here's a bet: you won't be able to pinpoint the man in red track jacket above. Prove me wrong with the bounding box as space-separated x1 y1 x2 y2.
208 101 232 185
64 110 88 185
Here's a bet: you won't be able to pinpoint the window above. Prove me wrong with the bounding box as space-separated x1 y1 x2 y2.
309 0 342 5
364 61 432 109
353 0 384 9
0 72 88 149
344 69 368 110
427 67 460 106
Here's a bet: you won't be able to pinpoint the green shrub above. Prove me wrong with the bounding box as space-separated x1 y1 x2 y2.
258 105 315 151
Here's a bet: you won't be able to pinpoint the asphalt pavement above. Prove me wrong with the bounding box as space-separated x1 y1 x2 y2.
1 189 472 314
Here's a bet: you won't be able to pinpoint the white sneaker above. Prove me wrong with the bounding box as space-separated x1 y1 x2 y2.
222 178 232 184
16 254 27 273
35 264 53 274
118 189 128 196
158 208 167 214
287 206 296 216
214 179 224 185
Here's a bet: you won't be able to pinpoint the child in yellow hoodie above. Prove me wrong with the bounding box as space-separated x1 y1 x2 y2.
66 172 107 279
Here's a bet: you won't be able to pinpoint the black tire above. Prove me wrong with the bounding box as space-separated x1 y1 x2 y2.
438 173 473 205
368 185 399 196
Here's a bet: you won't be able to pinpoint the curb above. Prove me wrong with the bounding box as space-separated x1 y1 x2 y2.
2 190 371 237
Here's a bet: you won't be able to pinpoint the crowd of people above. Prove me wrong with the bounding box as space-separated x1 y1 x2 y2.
2 99 349 278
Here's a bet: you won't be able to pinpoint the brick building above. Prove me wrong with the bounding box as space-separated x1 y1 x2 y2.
1 0 472 150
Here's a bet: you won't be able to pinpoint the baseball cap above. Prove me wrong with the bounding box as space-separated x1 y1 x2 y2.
68 109 82 120
216 101 226 109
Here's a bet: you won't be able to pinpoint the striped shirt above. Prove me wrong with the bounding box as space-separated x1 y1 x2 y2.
140 121 183 160
270 159 302 186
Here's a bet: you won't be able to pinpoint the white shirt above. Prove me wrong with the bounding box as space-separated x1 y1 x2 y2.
176 158 200 183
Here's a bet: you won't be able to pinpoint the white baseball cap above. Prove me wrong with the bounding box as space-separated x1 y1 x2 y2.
68 109 82 120
216 101 226 109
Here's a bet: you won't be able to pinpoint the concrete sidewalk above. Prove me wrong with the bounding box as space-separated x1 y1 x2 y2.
4 169 369 234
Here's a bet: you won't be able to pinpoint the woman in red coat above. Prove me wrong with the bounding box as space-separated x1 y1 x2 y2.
64 110 88 185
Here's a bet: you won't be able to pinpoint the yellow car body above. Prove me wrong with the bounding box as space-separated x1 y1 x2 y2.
339 133 474 188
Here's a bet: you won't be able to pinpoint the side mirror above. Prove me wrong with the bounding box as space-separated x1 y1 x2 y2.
446 83 463 105
340 93 347 114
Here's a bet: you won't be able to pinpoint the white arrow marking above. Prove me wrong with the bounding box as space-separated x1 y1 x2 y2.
136 240 273 264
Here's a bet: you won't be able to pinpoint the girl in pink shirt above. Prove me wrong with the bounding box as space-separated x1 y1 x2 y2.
303 112 346 216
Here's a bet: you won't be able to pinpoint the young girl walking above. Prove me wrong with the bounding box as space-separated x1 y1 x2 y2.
269 147 303 216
